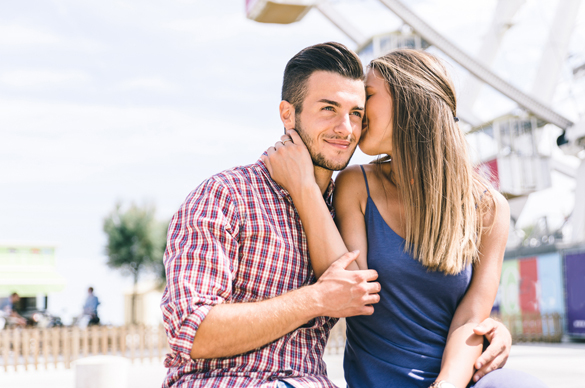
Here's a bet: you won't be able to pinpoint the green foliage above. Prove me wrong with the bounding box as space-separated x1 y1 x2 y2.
103 202 168 324
103 202 167 285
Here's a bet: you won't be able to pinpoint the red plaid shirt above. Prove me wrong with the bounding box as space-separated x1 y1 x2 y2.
160 158 338 388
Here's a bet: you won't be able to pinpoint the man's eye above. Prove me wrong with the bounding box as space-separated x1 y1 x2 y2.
323 106 334 111
352 111 362 118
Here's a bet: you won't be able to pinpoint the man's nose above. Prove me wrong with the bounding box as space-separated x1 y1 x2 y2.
334 114 353 137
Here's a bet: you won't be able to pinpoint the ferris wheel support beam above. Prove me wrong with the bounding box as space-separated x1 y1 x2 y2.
531 0 582 105
314 1 367 45
376 0 574 130
459 0 526 114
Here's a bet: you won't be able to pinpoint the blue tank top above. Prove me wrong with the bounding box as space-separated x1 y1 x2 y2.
343 166 472 388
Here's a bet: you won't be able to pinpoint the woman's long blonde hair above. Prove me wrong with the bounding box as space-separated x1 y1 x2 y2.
370 49 492 275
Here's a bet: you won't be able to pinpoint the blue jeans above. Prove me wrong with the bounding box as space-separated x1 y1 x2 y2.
470 369 549 388
276 381 296 388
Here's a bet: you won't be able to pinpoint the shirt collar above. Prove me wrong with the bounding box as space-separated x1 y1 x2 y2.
255 155 335 210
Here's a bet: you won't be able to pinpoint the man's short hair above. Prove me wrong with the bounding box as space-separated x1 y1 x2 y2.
282 42 364 114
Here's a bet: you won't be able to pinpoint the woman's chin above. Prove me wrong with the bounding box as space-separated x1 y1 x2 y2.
357 144 378 156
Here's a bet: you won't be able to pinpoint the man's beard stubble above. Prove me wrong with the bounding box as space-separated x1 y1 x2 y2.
294 114 356 171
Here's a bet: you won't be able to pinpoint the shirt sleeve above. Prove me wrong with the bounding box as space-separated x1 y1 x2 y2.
160 177 241 366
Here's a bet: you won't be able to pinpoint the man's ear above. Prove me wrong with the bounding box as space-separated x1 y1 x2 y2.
279 100 296 130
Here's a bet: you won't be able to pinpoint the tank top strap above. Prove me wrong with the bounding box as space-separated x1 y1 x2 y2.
359 165 371 198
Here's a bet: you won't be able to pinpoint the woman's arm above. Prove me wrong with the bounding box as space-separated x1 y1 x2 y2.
435 191 510 388
262 130 369 277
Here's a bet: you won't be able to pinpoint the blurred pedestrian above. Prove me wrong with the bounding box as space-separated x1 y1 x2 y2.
83 287 100 325
0 292 27 327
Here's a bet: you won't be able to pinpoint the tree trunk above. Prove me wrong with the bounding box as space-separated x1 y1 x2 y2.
131 270 139 325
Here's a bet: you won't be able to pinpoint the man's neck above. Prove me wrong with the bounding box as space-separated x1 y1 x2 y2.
314 166 334 195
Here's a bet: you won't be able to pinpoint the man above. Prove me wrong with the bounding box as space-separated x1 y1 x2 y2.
0 292 27 327
161 42 511 388
83 287 100 325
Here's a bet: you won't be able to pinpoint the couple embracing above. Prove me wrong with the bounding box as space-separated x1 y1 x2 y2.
160 42 547 388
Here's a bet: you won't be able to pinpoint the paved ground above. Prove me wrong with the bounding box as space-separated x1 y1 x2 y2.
1 342 584 388
324 343 585 388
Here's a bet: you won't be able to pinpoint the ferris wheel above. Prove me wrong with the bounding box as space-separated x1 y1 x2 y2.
245 0 585 247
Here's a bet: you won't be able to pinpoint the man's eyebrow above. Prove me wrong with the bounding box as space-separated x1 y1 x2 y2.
318 99 364 111
318 99 341 107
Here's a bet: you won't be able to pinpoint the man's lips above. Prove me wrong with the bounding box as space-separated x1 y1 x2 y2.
324 139 351 149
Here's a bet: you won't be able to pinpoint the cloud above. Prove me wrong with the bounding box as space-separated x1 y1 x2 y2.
0 69 92 88
117 77 179 93
0 23 107 53
0 24 61 46
163 13 255 43
0 98 272 184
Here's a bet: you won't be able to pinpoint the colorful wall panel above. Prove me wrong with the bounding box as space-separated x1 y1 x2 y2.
564 252 585 337
538 253 565 336
537 253 564 315
497 253 566 335
500 260 521 316
518 257 541 334
518 257 539 314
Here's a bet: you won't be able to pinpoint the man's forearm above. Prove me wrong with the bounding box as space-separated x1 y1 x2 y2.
190 285 320 359
189 250 379 359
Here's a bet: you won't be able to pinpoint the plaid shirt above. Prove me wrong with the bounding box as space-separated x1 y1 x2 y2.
160 158 338 388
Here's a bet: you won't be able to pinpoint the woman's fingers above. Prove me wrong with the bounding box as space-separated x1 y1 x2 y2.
279 134 293 145
260 154 273 175
286 129 304 147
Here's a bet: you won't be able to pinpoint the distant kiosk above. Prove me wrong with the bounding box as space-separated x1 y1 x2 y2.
245 0 314 24
468 112 551 198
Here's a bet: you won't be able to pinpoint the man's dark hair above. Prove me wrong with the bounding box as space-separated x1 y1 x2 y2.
282 42 364 114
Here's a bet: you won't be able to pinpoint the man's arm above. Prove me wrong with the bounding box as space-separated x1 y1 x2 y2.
161 177 380 362
191 251 379 359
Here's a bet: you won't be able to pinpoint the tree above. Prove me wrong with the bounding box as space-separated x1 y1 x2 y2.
103 202 166 324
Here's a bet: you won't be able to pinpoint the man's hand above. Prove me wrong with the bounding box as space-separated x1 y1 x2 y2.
312 250 380 317
472 317 511 382
189 250 379 359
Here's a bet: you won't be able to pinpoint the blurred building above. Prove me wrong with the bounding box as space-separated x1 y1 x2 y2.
0 243 66 312
124 280 164 326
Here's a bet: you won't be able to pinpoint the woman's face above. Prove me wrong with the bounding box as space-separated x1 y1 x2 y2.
360 67 394 156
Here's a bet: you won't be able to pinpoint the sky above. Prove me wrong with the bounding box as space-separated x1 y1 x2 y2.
1 0 584 325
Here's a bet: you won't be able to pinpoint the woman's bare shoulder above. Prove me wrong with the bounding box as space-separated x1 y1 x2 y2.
336 164 368 188
482 188 510 228
335 165 370 202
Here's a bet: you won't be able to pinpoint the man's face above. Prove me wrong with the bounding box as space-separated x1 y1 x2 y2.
293 71 365 171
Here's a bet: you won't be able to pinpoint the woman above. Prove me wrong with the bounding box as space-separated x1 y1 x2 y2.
264 49 510 388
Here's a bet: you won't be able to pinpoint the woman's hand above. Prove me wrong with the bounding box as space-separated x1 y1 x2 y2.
472 318 511 382
261 130 316 197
